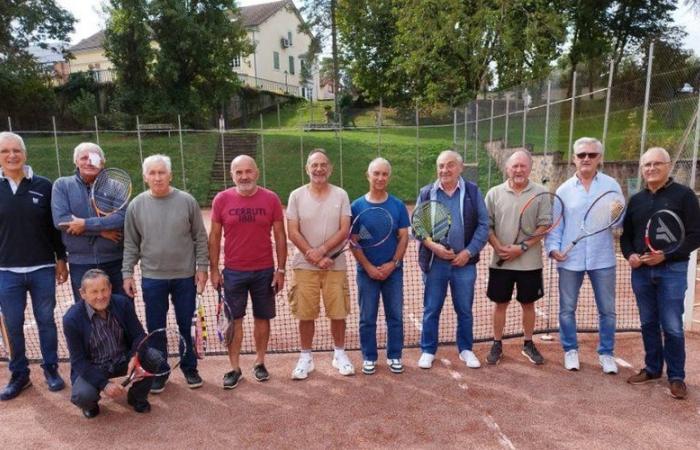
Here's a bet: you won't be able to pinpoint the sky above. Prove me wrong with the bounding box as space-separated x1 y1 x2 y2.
57 0 700 57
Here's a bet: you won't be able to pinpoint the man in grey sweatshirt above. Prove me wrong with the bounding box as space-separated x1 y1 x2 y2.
122 154 209 393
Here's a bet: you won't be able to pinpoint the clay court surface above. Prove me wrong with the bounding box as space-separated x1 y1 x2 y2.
2 333 700 449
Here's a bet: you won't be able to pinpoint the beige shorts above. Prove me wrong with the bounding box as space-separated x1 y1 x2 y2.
288 269 350 320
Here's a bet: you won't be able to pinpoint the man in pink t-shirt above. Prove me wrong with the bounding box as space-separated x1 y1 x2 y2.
209 155 287 389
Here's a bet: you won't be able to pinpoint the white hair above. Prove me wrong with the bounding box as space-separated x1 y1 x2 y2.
437 149 463 165
573 137 603 155
73 142 105 164
643 147 671 163
0 132 26 154
506 149 533 169
367 157 392 175
142 154 172 175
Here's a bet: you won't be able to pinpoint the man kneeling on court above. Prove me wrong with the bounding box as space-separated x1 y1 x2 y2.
63 269 156 418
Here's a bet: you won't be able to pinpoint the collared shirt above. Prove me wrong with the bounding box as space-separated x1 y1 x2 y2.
0 165 56 273
485 180 549 270
85 301 126 371
545 171 623 271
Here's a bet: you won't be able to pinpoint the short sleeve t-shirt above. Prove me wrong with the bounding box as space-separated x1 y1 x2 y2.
211 187 284 271
350 194 410 268
287 184 351 271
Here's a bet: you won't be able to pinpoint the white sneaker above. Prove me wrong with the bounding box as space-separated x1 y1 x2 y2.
386 359 404 374
418 353 435 369
599 355 618 374
459 350 481 369
332 352 355 376
362 360 376 375
564 350 580 371
291 356 314 380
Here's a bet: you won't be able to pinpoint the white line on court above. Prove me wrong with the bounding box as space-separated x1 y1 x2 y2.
483 415 516 450
440 358 468 390
614 357 633 368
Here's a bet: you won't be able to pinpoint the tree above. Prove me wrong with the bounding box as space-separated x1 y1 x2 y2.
104 0 153 115
0 0 74 125
148 0 252 122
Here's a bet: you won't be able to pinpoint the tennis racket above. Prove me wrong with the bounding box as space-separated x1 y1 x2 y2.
411 200 452 247
0 308 12 358
330 207 394 259
560 190 625 257
216 288 234 346
91 167 132 216
645 209 685 255
496 192 564 266
191 294 208 360
121 327 186 387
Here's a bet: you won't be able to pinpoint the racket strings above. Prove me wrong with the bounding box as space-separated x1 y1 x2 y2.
351 208 393 247
585 196 624 232
92 171 131 213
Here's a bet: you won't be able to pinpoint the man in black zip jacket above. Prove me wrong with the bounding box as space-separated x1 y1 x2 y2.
0 132 68 401
621 147 700 400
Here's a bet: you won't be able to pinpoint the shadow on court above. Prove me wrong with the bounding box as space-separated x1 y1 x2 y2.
1 332 700 449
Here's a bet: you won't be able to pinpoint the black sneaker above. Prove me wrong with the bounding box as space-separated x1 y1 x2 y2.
127 392 151 413
0 371 32 401
486 341 503 365
150 375 168 394
184 369 203 389
522 341 545 365
253 363 270 382
223 369 242 389
82 405 100 419
43 364 65 392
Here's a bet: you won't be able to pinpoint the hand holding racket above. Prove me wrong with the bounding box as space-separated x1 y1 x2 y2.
496 192 564 266
411 200 452 248
216 288 234 346
329 207 394 259
643 209 685 261
558 190 625 258
122 327 185 387
191 294 208 360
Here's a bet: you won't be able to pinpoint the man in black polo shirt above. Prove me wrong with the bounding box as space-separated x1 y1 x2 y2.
621 147 700 400
63 269 154 418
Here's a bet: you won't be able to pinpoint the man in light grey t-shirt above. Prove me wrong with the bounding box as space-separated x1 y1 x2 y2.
122 154 208 393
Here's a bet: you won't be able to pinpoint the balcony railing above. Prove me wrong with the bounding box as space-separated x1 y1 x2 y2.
235 72 302 97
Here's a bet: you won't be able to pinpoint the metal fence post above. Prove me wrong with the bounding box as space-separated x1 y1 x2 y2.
639 42 655 181
504 94 510 147
52 116 61 177
683 90 700 330
219 115 227 189
601 59 615 159
567 71 577 172
136 116 146 190
277 102 281 128
7 116 11 131
488 98 494 189
474 101 479 165
522 89 528 148
94 116 100 145
299 130 305 185
453 108 457 148
690 91 700 191
177 115 187 190
463 104 468 162
260 133 267 188
544 80 551 157
415 103 420 196
339 111 344 188
378 97 383 156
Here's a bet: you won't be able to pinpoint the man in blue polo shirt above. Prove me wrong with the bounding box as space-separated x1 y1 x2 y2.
0 131 68 401
416 150 489 370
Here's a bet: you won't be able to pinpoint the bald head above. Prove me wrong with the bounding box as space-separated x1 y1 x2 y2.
230 154 259 195
505 150 532 170
641 146 672 190
231 154 258 171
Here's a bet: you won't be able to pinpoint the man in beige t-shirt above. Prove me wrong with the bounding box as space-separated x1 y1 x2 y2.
485 150 550 366
286 149 353 379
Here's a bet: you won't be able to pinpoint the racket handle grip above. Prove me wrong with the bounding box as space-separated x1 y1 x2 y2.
329 249 343 259
559 242 574 258
121 375 132 387
495 258 506 267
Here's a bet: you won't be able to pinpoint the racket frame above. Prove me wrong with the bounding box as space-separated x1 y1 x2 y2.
410 200 452 244
644 209 685 255
330 206 394 259
122 327 186 387
216 287 234 346
560 190 625 257
90 167 132 217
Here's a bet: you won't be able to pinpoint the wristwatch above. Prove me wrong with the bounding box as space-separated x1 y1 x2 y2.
393 259 403 268
520 242 529 252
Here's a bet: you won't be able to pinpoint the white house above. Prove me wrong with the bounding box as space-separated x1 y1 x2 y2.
66 0 320 98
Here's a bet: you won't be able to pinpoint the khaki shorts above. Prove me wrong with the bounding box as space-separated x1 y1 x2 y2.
288 269 350 320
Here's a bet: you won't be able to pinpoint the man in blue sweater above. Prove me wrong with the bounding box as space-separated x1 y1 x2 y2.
64 269 154 418
0 132 68 401
52 142 126 301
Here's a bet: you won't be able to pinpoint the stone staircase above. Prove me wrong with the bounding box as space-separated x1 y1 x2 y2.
207 133 258 204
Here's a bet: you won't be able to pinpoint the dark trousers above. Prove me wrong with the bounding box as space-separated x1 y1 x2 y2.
70 359 152 411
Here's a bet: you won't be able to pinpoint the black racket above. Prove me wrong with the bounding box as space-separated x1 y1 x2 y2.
216 288 234 346
91 167 132 217
411 200 452 246
645 209 685 255
122 327 186 387
496 192 564 266
560 190 625 257
330 206 394 259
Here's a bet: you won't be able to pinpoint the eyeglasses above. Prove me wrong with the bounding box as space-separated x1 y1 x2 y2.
575 152 600 160
641 161 670 170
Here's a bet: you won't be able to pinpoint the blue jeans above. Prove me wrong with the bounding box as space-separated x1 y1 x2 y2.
69 259 125 302
631 262 687 381
0 267 58 375
357 268 404 361
558 266 616 355
421 261 476 354
141 277 197 373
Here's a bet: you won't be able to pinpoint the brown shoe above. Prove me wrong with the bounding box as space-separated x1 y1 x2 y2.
627 369 661 384
669 380 687 399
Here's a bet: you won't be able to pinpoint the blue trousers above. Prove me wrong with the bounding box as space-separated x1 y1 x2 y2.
357 268 404 361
